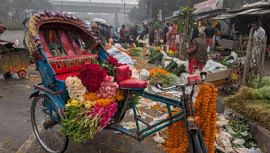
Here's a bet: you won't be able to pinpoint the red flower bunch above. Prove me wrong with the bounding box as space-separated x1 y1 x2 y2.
78 63 107 92
108 56 118 66
108 56 124 67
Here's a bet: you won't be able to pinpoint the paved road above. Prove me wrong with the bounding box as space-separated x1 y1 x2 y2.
0 78 164 153
0 79 36 153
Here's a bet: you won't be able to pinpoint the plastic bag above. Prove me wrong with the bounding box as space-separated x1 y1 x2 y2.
140 69 150 81
203 59 228 73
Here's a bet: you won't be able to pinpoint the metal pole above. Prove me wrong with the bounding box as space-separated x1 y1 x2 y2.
149 0 152 20
124 0 126 24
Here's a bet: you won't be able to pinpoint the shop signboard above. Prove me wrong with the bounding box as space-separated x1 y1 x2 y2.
194 0 223 14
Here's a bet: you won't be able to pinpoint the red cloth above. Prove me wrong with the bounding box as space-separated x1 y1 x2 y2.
206 38 213 47
188 58 204 74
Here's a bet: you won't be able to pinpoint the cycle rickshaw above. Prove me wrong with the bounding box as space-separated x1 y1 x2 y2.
24 11 211 153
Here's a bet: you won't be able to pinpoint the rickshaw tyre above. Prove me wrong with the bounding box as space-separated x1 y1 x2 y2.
3 72 12 80
31 94 69 153
192 133 203 153
18 70 27 79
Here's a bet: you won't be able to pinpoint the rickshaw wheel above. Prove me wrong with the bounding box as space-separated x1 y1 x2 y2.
31 94 68 153
3 72 12 80
18 70 27 79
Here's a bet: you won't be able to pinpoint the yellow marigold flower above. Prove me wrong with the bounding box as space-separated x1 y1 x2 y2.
66 99 83 108
149 68 168 77
85 101 94 108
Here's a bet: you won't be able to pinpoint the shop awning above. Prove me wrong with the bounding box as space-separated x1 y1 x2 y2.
196 14 211 21
212 13 237 20
236 8 262 15
247 9 270 15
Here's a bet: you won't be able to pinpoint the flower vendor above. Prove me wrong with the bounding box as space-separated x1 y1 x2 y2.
186 32 208 74
166 23 179 52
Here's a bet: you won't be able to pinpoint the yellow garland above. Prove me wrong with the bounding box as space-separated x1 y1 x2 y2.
166 83 218 153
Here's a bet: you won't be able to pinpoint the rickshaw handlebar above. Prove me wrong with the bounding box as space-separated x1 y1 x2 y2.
156 83 187 91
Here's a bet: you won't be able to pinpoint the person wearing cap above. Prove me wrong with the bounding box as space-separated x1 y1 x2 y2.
190 22 199 42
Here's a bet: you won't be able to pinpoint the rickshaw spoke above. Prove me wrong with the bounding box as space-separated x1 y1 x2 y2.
31 95 68 153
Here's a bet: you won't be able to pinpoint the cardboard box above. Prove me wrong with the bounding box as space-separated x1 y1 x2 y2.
205 69 231 83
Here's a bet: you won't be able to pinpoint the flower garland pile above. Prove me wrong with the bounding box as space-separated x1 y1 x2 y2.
166 83 218 153
149 68 179 88
62 63 125 142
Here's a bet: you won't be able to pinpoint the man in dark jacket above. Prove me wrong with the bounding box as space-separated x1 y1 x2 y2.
190 23 199 42
204 22 215 47
163 22 170 44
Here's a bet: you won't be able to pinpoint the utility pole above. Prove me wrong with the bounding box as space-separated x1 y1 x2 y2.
149 0 152 20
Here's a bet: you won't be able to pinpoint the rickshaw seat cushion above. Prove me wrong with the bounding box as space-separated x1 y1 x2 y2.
55 72 78 81
115 65 132 83
119 79 147 89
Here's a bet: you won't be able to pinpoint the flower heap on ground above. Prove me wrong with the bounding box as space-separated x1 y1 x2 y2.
166 83 218 153
61 56 125 142
149 68 179 88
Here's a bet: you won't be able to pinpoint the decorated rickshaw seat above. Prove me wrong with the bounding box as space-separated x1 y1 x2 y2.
115 65 147 89
38 30 97 81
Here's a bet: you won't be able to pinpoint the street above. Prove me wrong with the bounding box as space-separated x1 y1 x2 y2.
0 31 164 153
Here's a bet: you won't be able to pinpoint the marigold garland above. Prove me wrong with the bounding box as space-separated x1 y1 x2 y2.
84 92 99 101
115 89 125 101
149 68 169 77
166 83 218 153
94 98 115 107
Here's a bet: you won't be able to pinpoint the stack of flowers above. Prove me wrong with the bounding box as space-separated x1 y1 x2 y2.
149 68 179 88
62 63 125 142
149 67 169 77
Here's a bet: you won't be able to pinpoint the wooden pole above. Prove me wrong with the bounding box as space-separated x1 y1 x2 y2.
259 35 267 86
242 27 253 86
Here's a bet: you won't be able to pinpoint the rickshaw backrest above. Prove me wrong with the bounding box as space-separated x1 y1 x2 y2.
57 30 76 56
39 31 53 58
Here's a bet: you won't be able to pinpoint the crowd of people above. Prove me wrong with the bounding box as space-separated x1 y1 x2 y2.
89 19 266 75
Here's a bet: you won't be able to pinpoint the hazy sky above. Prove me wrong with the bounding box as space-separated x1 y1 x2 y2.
52 0 138 4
